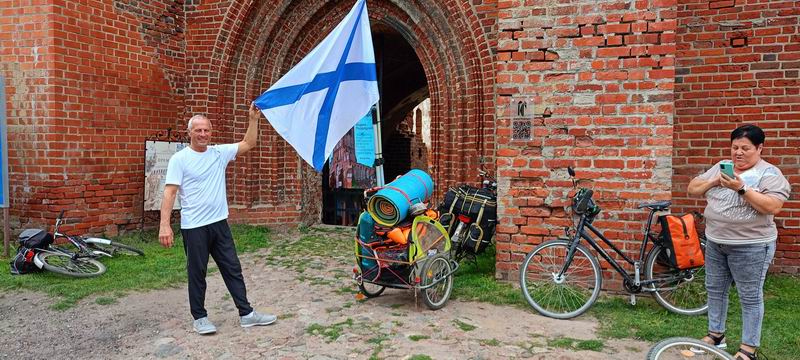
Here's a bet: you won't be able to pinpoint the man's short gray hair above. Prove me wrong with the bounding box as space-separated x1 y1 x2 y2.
187 115 209 131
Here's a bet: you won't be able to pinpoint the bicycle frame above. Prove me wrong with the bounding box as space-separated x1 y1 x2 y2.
558 208 661 290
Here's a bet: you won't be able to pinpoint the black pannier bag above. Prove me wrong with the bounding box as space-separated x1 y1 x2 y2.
10 246 41 275
18 229 54 249
438 185 497 255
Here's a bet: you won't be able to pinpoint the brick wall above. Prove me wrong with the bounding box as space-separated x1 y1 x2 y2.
494 0 677 283
2 0 185 235
672 0 800 273
3 0 495 236
4 1 796 274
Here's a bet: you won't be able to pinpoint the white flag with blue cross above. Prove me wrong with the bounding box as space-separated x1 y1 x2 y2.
254 0 379 172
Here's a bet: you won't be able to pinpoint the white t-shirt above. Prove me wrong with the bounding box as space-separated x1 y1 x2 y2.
165 143 239 229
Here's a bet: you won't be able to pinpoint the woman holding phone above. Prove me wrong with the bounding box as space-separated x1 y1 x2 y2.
687 124 791 360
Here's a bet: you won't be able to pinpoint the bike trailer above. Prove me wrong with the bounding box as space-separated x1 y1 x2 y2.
355 212 450 286
658 214 704 270
438 185 497 255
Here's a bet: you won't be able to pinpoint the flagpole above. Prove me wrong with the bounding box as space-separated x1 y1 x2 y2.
372 104 385 186
374 31 385 187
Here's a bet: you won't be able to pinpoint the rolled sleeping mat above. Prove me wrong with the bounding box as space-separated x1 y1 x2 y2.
367 169 434 227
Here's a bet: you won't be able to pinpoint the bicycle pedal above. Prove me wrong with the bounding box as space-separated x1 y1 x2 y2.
629 294 636 306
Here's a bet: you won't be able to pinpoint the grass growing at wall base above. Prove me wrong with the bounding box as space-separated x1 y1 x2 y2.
451 245 800 359
0 225 271 310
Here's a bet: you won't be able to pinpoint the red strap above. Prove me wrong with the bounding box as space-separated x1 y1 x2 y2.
386 186 413 205
408 172 430 201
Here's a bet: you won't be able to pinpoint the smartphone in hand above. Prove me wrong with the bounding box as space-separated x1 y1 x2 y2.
720 161 735 178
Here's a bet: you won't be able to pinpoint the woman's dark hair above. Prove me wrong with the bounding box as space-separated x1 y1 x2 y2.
730 124 765 147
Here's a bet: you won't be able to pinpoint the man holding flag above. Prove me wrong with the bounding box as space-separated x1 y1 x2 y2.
254 0 380 172
158 0 380 336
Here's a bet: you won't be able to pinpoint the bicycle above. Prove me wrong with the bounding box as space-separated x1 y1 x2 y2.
647 337 733 360
519 167 708 319
440 170 497 264
33 210 144 277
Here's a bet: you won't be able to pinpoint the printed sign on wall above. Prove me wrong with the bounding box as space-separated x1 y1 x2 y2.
144 141 187 211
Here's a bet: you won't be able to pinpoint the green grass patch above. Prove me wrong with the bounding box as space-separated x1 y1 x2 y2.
454 244 800 358
95 296 117 305
451 246 526 306
479 338 501 346
590 276 800 359
306 318 354 342
407 356 432 360
408 334 429 341
0 224 271 310
547 337 604 352
453 319 477 331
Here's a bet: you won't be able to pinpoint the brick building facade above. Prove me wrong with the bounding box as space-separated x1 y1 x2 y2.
2 1 797 276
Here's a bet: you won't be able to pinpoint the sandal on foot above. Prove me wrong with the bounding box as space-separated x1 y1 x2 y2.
735 346 768 360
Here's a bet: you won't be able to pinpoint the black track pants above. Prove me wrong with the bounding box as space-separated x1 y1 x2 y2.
181 220 253 320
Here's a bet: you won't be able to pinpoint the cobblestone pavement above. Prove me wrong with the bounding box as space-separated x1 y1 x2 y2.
0 227 651 359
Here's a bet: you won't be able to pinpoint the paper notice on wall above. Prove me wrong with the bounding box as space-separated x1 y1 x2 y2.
144 141 187 211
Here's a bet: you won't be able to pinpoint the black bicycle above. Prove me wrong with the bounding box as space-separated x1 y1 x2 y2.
519 167 707 319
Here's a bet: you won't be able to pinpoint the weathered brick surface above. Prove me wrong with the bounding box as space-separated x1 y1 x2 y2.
673 0 800 273
2 0 185 235
3 0 496 235
494 0 676 285
3 0 797 275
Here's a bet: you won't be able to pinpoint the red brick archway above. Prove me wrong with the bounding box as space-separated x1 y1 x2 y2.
191 0 496 223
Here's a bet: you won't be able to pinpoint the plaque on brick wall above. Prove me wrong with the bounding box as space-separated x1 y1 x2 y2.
144 141 187 211
509 96 537 141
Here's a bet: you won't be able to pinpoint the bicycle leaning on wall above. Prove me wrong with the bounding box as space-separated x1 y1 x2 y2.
519 167 708 319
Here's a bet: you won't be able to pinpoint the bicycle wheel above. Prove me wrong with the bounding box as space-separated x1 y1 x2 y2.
520 239 601 319
419 253 453 310
87 239 144 257
35 252 106 278
647 337 732 360
645 243 708 316
358 282 386 298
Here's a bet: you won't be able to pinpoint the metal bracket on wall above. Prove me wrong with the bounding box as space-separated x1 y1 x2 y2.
146 127 189 143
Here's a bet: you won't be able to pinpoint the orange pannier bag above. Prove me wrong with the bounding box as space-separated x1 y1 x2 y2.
658 214 705 269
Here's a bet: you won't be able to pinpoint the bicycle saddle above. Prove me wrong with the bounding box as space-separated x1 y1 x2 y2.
636 200 671 211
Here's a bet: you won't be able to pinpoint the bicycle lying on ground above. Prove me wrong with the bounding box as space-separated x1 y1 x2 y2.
647 337 733 360
33 210 144 277
519 167 707 319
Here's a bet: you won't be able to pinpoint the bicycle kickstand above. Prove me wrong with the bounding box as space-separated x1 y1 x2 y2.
630 293 636 306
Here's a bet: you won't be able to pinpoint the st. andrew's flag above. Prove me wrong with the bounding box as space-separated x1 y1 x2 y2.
254 0 379 172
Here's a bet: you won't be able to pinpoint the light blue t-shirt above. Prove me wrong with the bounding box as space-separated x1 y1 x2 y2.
165 143 238 229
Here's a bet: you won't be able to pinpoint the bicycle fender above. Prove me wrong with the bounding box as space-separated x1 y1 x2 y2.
85 237 112 245
33 254 45 269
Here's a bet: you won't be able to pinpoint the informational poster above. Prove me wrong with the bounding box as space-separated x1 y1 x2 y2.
144 141 187 211
0 76 8 208
353 112 375 167
328 128 376 190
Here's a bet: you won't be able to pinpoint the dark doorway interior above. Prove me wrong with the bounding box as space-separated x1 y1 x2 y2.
322 25 429 226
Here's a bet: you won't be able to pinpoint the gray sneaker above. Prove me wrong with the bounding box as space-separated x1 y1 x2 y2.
193 317 217 335
240 311 277 328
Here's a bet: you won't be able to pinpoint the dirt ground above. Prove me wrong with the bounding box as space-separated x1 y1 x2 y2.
0 227 653 360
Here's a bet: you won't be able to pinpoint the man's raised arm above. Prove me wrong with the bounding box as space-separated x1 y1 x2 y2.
238 103 262 156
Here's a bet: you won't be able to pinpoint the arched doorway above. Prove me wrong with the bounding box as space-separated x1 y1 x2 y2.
321 26 430 226
198 0 495 225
